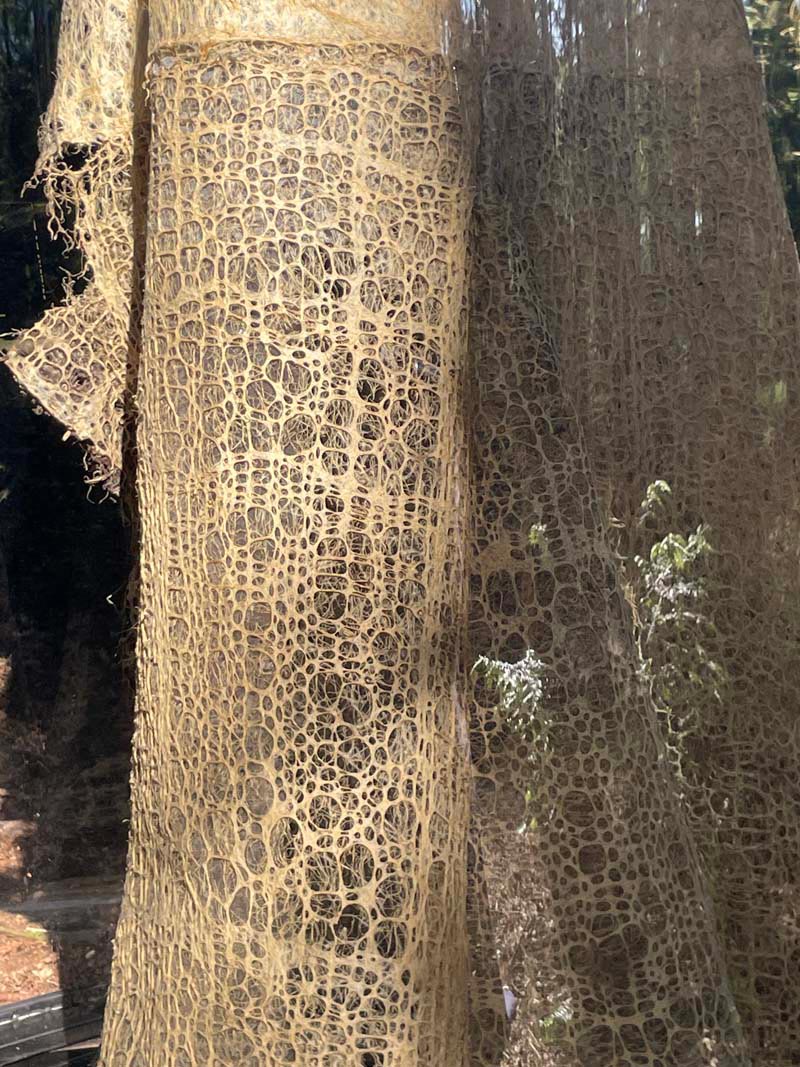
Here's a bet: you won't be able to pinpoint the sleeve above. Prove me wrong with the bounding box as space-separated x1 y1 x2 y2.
3 0 144 493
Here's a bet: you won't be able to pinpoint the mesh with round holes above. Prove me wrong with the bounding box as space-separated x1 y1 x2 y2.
2 0 143 488
465 141 745 1067
465 2 800 1065
6 1 800 1065
1 0 466 488
96 36 473 1067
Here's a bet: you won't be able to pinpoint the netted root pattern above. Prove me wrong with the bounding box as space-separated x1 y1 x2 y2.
10 1 800 1065
3 144 135 491
477 3 800 1062
466 179 745 1065
97 39 472 1067
464 2 800 1064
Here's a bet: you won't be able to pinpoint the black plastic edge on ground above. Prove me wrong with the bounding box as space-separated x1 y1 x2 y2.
0 989 105 1066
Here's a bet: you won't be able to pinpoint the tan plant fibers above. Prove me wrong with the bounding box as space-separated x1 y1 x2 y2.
98 37 472 1067
3 0 143 488
3 141 135 490
464 1 800 1064
6 0 800 1065
2 0 464 487
466 131 744 1067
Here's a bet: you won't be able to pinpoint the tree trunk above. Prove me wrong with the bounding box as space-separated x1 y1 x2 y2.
97 25 473 1067
496 1 800 1060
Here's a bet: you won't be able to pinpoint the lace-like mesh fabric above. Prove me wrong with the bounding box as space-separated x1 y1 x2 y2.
2 0 464 488
2 0 142 488
466 1 800 1064
96 39 472 1067
7 0 800 1065
466 194 744 1066
6 281 127 491
3 142 135 489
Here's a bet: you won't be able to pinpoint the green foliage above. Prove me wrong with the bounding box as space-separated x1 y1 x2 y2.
632 481 728 775
639 478 671 514
476 494 732 1041
756 377 789 410
538 999 573 1046
479 488 727 794
527 521 555 569
472 648 548 747
756 377 789 447
472 532 553 828
472 520 551 753
745 1 800 243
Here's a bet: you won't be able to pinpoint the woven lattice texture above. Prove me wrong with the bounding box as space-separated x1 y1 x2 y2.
3 143 135 489
6 285 125 490
465 2 800 1064
2 0 469 486
95 39 472 1067
2 0 143 486
466 192 744 1065
7 1 800 1065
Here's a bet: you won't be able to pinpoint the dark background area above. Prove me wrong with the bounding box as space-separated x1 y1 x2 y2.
0 0 131 1030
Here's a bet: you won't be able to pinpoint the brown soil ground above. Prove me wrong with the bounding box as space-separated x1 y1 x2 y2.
0 708 125 1007
0 817 60 1003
